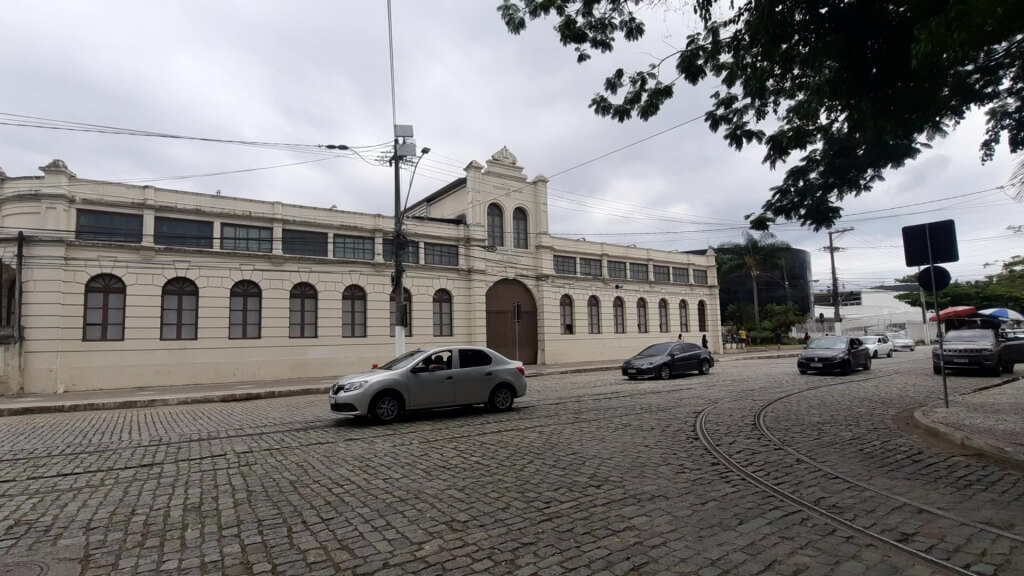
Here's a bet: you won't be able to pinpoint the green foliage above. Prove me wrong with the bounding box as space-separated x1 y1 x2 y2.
724 302 755 331
497 0 1024 230
759 303 804 332
715 231 790 329
894 255 1024 311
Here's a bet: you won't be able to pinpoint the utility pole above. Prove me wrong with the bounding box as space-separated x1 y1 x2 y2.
916 265 930 343
391 126 417 356
825 227 853 333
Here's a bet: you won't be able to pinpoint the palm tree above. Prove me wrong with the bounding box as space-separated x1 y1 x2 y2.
716 231 791 332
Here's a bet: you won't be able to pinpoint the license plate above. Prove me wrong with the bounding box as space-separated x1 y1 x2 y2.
953 358 968 363
810 363 823 368
627 369 637 374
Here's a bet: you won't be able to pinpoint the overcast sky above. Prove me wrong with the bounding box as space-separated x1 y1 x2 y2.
2 0 1021 291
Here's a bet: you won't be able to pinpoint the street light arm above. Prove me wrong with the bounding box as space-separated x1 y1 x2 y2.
401 148 431 219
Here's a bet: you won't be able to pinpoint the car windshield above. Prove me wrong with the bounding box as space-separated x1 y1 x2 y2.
860 336 877 344
886 333 907 340
807 337 848 349
943 330 994 343
637 343 673 357
378 349 425 370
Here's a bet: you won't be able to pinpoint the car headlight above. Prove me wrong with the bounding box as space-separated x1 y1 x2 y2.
342 380 368 393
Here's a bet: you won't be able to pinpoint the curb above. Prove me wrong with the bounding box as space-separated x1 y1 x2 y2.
526 352 800 378
912 408 1024 467
0 385 330 417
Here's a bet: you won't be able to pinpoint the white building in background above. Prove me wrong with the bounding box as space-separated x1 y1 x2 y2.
0 149 721 395
813 287 933 341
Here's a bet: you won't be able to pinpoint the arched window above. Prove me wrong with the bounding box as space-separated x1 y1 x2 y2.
432 289 453 337
161 277 198 340
390 288 413 336
229 280 261 339
587 296 601 334
512 207 529 249
658 298 669 333
487 203 504 247
698 300 708 332
560 295 574 335
83 273 126 341
289 282 317 338
342 285 366 338
679 300 689 333
613 297 625 334
637 298 649 333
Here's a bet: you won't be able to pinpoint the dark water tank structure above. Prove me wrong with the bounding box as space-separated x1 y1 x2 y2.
717 247 814 317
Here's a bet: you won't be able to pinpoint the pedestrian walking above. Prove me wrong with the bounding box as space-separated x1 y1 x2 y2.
774 329 783 351
803 331 811 345
701 334 709 349
738 327 747 347
677 333 683 341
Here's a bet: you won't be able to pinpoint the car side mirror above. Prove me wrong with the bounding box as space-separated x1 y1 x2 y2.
410 365 428 374
668 352 677 358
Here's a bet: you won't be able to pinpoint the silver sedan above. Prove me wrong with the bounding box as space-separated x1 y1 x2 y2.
328 346 528 423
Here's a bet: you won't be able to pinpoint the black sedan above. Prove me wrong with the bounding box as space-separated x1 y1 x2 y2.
622 342 714 380
797 336 872 374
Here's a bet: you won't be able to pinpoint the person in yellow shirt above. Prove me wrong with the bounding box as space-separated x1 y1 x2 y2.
738 328 747 346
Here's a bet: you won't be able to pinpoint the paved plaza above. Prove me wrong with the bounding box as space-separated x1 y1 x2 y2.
1 352 1022 575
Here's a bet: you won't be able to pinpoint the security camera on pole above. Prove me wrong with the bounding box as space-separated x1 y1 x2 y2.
392 124 418 356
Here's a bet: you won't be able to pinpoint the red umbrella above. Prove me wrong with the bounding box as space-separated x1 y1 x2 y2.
929 306 977 322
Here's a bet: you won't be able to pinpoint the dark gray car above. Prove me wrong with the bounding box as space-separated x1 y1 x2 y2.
621 342 714 380
932 329 1024 375
797 336 872 374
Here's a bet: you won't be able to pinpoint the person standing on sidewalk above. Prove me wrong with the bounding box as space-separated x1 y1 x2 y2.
774 329 783 351
738 328 747 348
701 334 709 349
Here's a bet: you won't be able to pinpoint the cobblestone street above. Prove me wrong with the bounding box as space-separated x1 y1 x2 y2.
1 352 1023 575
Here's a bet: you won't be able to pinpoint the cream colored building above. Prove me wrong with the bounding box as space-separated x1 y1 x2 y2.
0 149 720 394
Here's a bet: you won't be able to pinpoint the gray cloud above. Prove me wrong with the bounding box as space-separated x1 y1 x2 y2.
2 0 1021 293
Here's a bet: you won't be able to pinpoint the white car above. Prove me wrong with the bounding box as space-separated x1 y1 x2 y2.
328 346 527 423
860 335 894 358
885 332 916 351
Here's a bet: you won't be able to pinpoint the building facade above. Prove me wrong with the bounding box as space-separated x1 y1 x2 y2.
0 149 720 394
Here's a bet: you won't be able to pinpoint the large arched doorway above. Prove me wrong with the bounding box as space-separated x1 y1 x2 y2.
486 279 538 364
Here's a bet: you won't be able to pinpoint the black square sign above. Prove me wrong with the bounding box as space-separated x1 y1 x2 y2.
901 220 959 267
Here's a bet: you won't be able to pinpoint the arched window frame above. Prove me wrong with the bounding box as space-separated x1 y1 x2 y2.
512 207 529 249
83 273 126 341
679 300 690 333
637 298 649 334
432 289 453 337
587 295 601 334
560 294 574 335
698 300 708 332
229 280 262 339
487 203 505 247
289 282 318 338
658 298 670 333
161 277 198 341
613 296 625 334
342 285 367 338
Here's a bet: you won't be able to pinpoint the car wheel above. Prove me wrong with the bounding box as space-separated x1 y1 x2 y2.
698 359 711 375
369 392 402 423
1003 363 1015 374
987 364 1003 377
841 360 853 375
872 350 878 358
488 384 515 411
798 369 808 375
887 349 894 358
659 365 672 380
864 356 872 371
910 347 915 352
933 363 941 375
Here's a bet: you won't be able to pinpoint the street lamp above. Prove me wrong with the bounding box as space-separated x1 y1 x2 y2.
402 147 432 214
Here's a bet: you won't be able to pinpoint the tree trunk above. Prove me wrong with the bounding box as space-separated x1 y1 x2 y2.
751 271 761 332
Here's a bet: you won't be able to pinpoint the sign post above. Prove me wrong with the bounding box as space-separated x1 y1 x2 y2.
901 220 959 409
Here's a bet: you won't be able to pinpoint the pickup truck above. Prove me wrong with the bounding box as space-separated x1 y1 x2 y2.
932 328 1024 376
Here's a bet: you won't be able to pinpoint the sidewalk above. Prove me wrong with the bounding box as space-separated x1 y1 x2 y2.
0 348 801 416
913 376 1024 467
